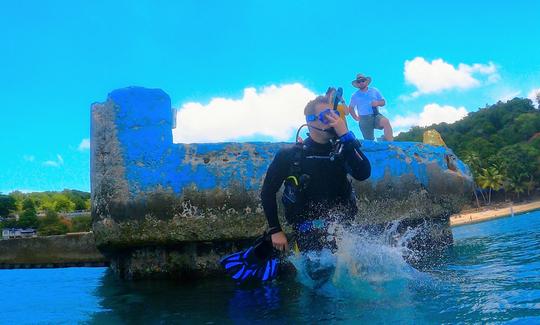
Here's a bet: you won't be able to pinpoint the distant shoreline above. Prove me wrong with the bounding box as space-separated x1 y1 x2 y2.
450 200 540 226
0 232 107 269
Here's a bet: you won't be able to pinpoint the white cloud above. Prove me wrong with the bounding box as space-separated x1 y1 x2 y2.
172 83 316 143
404 57 499 97
23 155 35 162
43 161 59 167
393 115 421 128
528 88 540 108
393 103 469 130
0 189 42 194
78 138 90 151
497 90 521 103
43 154 64 167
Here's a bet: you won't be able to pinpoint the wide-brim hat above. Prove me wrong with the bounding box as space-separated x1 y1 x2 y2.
352 73 372 88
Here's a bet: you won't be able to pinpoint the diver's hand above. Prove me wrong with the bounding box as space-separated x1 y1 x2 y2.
325 110 348 136
271 231 289 252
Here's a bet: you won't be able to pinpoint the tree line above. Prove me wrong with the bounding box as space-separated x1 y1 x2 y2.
396 97 540 205
0 189 91 235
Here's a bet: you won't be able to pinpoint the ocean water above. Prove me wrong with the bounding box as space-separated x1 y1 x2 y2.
1 210 539 324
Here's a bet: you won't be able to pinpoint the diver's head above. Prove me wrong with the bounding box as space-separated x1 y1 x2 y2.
304 96 339 143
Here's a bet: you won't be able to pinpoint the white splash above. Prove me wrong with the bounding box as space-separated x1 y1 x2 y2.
289 220 427 297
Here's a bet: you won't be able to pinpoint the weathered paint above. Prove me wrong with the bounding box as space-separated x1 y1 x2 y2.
92 87 472 200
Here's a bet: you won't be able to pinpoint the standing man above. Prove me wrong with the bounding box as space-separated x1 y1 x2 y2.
349 73 393 141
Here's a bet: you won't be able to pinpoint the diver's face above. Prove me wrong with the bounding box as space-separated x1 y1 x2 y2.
308 103 335 141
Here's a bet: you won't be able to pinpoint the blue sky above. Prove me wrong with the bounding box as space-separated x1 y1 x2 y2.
1 0 539 193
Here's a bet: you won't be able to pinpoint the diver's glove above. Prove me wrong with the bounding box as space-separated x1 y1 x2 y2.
338 131 356 143
340 131 362 149
329 131 358 161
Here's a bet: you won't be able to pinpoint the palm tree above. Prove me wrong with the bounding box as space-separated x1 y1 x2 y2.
477 166 504 205
462 151 483 207
506 175 527 201
524 175 536 198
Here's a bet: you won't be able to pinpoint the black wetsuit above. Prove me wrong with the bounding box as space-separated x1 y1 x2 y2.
260 136 371 251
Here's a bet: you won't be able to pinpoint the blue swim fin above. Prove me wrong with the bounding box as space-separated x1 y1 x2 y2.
220 234 279 283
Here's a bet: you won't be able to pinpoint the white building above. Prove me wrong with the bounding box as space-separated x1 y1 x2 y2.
2 228 37 240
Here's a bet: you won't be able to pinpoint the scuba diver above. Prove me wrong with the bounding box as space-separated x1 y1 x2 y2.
221 88 371 284
262 88 371 251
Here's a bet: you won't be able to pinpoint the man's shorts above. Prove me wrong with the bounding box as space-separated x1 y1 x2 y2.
359 114 385 140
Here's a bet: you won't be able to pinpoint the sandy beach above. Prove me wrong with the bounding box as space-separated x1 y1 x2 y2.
450 200 540 226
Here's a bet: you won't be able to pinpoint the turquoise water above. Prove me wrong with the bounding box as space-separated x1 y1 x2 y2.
2 210 540 324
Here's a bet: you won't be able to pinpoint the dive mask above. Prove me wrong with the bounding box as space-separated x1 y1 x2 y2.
306 108 340 125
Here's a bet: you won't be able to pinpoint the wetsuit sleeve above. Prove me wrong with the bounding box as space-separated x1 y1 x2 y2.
260 149 290 233
342 139 371 181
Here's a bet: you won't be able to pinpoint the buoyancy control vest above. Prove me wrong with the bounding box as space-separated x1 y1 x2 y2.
281 139 358 225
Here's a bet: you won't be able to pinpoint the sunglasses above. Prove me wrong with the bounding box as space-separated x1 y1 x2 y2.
356 79 367 83
306 108 341 125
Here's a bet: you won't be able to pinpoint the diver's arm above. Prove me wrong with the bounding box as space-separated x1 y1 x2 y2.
340 132 371 181
325 112 370 180
260 149 289 233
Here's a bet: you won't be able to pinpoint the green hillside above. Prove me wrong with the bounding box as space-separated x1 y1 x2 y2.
396 98 540 203
0 189 91 235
